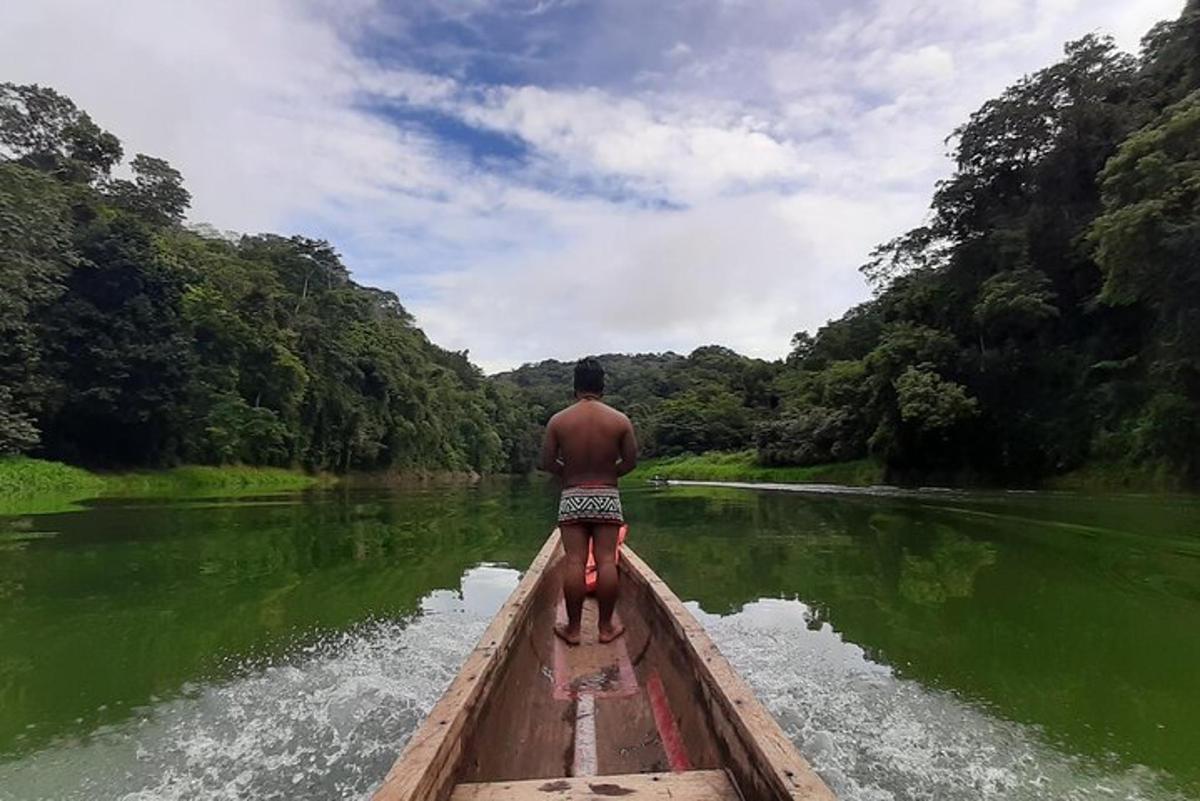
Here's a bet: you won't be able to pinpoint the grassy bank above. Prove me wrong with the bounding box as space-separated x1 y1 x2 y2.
625 451 885 487
626 451 1193 494
1045 461 1187 494
103 465 324 496
0 457 324 516
0 457 105 507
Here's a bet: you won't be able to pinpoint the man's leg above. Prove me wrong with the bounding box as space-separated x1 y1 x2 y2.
592 523 624 643
555 523 589 646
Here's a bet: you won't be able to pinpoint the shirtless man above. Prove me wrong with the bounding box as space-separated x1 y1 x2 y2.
539 357 638 646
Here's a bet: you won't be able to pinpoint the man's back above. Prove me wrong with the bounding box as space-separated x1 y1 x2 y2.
547 400 635 487
540 357 636 646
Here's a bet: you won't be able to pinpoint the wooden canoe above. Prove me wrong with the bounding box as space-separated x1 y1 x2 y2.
372 530 837 801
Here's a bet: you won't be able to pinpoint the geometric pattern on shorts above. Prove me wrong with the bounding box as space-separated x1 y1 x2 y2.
558 485 624 524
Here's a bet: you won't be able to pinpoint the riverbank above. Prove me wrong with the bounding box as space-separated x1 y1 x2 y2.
1044 461 1188 494
627 451 1194 495
625 451 885 487
0 457 325 516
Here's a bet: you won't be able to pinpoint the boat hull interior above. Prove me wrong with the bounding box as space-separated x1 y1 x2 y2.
372 532 835 801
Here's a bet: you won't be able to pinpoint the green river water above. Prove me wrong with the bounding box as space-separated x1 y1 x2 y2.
0 480 1197 800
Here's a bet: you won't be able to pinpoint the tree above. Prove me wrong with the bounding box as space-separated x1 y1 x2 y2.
757 406 864 466
0 83 122 183
1089 91 1200 474
1137 0 1200 110
860 226 949 291
652 390 752 455
107 154 191 225
894 367 980 432
973 269 1059 342
0 82 572 474
0 386 40 454
0 163 75 453
787 331 815 365
40 212 196 465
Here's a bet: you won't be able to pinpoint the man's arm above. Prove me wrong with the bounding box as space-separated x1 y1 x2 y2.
538 419 563 476
615 418 638 477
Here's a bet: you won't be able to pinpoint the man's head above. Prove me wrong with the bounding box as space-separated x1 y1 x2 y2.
573 357 604 397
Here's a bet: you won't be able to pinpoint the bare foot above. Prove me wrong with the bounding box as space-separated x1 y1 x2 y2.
554 622 581 646
597 622 625 644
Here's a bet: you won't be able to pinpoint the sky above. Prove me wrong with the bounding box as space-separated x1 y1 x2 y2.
0 0 1185 372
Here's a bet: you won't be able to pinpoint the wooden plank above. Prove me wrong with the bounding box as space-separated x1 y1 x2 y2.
450 770 740 801
371 532 564 801
619 546 837 801
593 688 669 774
554 599 638 699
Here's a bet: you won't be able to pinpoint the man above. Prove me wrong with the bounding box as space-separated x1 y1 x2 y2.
539 357 638 646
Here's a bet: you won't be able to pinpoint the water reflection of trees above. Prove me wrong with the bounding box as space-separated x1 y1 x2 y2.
0 482 554 756
627 488 997 616
631 486 1200 787
898 533 996 604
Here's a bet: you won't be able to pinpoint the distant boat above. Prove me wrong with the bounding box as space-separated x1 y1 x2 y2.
372 530 836 800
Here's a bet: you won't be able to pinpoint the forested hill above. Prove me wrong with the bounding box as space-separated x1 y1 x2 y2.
785 11 1200 485
495 349 779 458
0 83 535 473
3 1 1198 486
502 5 1200 487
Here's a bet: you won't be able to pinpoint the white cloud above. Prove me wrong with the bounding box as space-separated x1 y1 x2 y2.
1106 0 1187 50
666 42 693 59
419 190 920 372
453 85 812 201
0 0 1187 372
883 45 957 87
0 0 464 235
358 68 460 106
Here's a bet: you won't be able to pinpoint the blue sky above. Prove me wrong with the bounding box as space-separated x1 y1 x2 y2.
1 0 1185 371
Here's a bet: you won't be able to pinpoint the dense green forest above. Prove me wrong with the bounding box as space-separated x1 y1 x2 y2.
781 9 1200 484
502 5 1200 486
0 83 538 473
2 1 1197 486
495 349 778 457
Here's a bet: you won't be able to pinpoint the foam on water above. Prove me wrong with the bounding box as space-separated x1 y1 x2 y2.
0 570 1187 801
0 566 516 801
695 598 1187 801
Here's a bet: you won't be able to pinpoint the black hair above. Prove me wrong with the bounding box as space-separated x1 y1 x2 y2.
573 357 604 395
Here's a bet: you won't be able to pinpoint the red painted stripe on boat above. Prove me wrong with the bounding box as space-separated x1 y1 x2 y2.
646 671 692 772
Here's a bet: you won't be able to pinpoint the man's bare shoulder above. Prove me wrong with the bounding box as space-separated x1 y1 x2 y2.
596 402 632 425
548 403 586 425
551 401 630 426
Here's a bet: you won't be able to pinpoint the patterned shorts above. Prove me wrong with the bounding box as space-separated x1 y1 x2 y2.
558 485 624 525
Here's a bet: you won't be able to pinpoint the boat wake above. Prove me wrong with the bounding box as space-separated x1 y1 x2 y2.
696 598 1186 801
0 567 516 801
0 571 1185 801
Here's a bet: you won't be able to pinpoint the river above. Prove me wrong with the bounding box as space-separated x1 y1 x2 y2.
0 480 1197 800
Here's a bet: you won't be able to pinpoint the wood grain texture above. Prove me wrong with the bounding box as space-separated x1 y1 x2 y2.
370 532 564 801
371 529 837 801
454 555 575 782
449 769 740 801
593 688 669 775
619 546 837 801
554 599 637 699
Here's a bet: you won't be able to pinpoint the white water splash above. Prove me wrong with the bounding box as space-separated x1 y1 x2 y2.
695 598 1187 801
0 574 1187 801
0 566 517 801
